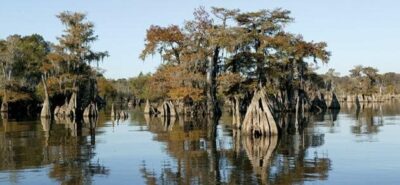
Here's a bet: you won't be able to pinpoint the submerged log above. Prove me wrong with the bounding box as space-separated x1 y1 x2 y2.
242 89 279 136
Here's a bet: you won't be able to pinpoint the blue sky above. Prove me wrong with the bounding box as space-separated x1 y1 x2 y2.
0 0 399 79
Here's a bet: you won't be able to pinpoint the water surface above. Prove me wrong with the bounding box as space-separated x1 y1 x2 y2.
0 103 399 185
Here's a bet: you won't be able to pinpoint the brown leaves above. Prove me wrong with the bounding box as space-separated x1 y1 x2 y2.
168 87 204 101
217 73 242 95
149 64 206 101
140 25 185 61
139 7 331 102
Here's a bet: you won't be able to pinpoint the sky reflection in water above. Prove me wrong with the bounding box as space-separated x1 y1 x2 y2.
0 102 399 185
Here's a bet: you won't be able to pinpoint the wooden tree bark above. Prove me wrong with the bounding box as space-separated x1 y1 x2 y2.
40 76 51 118
144 99 151 114
159 101 177 117
207 46 220 118
310 91 327 113
355 95 361 109
242 89 279 136
66 91 77 118
295 96 300 127
232 96 241 128
328 92 341 109
0 93 7 113
111 103 116 118
83 102 98 117
207 116 221 183
118 110 128 119
1 68 10 113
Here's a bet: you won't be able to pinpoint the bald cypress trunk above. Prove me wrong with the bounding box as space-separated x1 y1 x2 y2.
144 99 151 114
1 92 7 113
242 89 279 136
207 46 220 118
111 103 116 118
207 116 220 183
40 76 51 118
1 68 9 113
67 91 77 118
232 96 242 128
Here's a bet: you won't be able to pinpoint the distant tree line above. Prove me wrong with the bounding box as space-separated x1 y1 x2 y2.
323 65 400 97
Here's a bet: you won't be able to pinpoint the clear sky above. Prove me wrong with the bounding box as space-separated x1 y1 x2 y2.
0 0 399 79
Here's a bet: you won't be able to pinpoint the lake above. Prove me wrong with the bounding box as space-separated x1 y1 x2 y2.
0 102 399 185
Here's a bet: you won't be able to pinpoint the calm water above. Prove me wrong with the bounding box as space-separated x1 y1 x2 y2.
0 103 400 185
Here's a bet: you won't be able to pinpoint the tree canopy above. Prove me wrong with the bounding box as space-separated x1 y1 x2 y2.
139 7 330 113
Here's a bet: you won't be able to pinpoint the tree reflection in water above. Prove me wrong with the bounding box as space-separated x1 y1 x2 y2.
140 113 332 185
0 117 109 185
343 103 388 142
242 134 278 184
354 103 383 134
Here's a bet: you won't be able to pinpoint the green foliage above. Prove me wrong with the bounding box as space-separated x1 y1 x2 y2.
40 11 109 106
0 11 109 114
0 34 50 102
97 76 116 100
329 65 400 96
129 72 152 100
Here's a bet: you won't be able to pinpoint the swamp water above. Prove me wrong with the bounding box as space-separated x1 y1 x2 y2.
0 103 399 185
